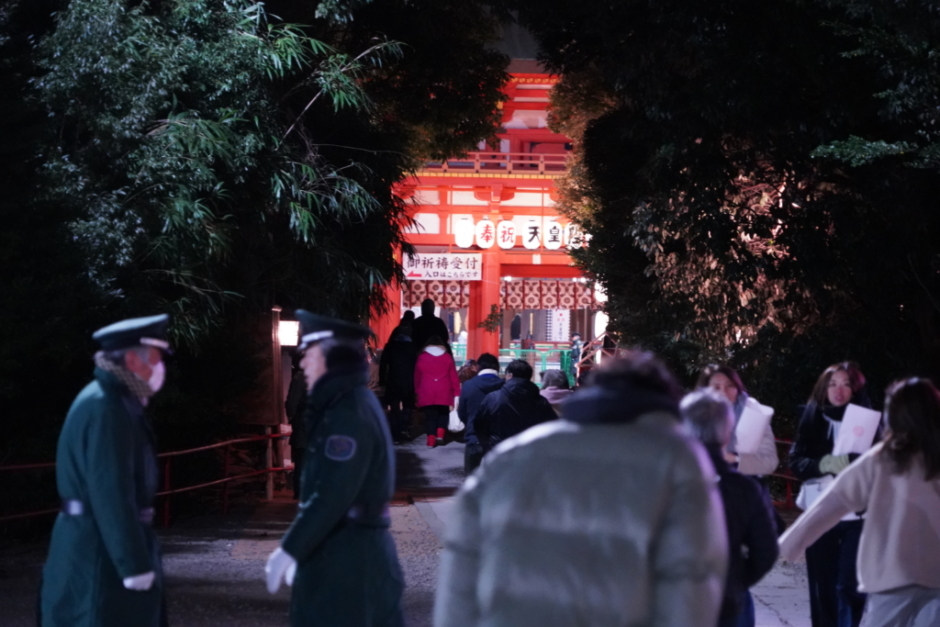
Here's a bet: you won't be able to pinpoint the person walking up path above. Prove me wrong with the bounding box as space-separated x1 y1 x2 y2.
380 323 417 443
472 359 556 456
411 299 449 353
414 336 460 448
434 351 728 627
456 353 503 473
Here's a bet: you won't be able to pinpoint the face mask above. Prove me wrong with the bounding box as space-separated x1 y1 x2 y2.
148 361 166 393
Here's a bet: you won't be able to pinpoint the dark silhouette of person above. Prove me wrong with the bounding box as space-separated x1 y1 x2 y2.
412 298 450 351
473 359 556 456
285 357 308 499
510 314 522 341
387 310 415 345
379 323 417 443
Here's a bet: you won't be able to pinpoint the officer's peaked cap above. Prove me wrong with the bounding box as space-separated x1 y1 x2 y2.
296 310 372 350
92 314 171 352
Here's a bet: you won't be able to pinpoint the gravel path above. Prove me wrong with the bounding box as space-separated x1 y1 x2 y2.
0 494 445 627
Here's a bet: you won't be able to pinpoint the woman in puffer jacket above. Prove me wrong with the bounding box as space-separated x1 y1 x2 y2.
434 351 728 627
414 336 460 448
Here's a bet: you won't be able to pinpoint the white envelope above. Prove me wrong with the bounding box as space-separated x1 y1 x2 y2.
832 404 881 455
734 397 774 455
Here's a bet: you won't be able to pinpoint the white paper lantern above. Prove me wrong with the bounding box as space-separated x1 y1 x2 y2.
454 217 474 248
475 217 495 249
543 219 563 250
523 218 541 250
565 223 584 249
496 220 516 249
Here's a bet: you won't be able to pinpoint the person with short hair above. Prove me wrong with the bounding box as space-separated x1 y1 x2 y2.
41 314 172 627
473 359 562 456
265 311 404 627
540 369 573 416
781 377 940 627
681 389 779 627
457 353 503 473
411 299 450 352
789 361 875 627
414 335 460 448
434 351 728 627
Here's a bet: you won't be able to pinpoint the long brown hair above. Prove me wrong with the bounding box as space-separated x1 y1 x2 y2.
809 361 866 405
882 378 940 480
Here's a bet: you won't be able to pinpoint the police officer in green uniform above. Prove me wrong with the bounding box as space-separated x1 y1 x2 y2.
265 311 404 627
41 314 171 627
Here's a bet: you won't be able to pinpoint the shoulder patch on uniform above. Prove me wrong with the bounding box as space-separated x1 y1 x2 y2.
324 435 357 461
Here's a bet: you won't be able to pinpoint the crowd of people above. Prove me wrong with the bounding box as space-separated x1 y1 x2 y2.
370 301 940 627
37 304 940 627
432 351 940 627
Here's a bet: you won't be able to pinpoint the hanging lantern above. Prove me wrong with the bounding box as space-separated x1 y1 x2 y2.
496 220 516 249
544 219 563 250
523 218 541 250
475 217 495 249
565 223 584 249
454 217 474 248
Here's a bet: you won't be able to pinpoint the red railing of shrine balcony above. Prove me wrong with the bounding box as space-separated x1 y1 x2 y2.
423 151 568 175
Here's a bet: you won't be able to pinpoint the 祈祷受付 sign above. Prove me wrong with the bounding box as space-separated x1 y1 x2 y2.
404 253 482 280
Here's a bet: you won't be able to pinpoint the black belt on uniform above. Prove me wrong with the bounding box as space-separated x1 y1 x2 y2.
346 503 390 524
61 500 156 525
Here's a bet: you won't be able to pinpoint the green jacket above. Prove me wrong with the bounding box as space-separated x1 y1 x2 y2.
282 365 403 627
41 368 163 627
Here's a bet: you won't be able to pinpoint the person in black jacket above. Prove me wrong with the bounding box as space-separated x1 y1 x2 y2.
789 362 874 627
379 323 417 443
458 353 504 473
412 299 450 352
682 389 779 627
473 359 556 457
386 310 415 345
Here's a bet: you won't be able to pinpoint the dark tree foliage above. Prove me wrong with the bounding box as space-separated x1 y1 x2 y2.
0 0 507 474
498 0 940 426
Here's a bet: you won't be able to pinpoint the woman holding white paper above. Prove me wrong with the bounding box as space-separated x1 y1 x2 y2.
698 365 779 476
781 377 940 627
789 362 874 627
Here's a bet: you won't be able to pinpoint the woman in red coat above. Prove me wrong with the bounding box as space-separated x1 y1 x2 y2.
414 336 460 448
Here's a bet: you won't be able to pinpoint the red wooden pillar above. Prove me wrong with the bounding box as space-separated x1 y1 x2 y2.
371 280 402 349
468 250 501 359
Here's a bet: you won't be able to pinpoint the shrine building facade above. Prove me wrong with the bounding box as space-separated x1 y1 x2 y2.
370 65 605 365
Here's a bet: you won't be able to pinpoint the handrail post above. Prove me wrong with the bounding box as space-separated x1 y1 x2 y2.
162 458 171 528
264 427 274 500
222 442 231 515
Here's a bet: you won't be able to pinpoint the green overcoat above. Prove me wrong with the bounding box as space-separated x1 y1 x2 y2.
41 368 163 627
281 365 404 627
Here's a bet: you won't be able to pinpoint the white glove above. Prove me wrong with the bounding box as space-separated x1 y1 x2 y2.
122 571 155 591
265 547 297 594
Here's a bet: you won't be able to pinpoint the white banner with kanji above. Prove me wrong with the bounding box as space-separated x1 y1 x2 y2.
404 253 483 280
